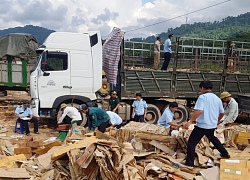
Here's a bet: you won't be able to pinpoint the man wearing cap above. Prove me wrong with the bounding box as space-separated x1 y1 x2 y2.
132 93 148 123
80 104 110 133
185 81 230 167
161 34 177 70
106 91 120 114
15 100 39 136
219 92 238 127
58 103 82 127
154 37 162 70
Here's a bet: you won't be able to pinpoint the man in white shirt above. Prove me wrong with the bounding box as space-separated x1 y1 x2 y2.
106 111 123 131
218 91 238 127
58 103 82 127
153 37 162 70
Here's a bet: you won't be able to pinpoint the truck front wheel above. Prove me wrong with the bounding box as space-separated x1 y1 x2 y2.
173 104 189 124
145 104 161 124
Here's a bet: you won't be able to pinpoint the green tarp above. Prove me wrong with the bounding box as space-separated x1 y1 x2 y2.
0 33 38 59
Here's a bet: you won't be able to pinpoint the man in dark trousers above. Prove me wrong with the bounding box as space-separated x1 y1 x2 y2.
15 100 39 136
185 81 230 167
161 34 177 70
132 93 148 123
80 104 110 133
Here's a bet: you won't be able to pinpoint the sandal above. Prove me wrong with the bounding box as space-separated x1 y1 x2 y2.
26 134 31 136
34 132 39 134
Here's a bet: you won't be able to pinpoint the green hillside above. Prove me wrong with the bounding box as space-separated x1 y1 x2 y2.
130 12 250 42
0 25 55 44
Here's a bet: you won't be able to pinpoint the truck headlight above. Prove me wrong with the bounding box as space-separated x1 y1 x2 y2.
31 99 36 108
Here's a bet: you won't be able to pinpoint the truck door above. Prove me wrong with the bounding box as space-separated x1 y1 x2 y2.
70 51 93 94
37 51 71 108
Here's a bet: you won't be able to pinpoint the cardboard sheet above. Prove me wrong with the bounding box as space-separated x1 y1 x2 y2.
52 136 99 161
0 154 26 168
0 168 30 179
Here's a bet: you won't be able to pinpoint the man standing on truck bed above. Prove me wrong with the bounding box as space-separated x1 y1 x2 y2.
218 91 238 127
153 37 162 70
158 102 183 133
106 91 120 113
80 104 110 133
161 34 177 70
185 81 230 167
132 93 148 123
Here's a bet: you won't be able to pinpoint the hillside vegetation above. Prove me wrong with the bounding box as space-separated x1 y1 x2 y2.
130 12 250 42
0 12 250 44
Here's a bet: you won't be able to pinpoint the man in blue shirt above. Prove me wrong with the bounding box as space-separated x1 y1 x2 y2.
185 81 230 167
132 93 148 123
15 100 39 136
158 102 183 131
161 34 177 70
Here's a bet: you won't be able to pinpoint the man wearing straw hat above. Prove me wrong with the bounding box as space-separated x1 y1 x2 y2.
58 103 82 127
218 91 238 127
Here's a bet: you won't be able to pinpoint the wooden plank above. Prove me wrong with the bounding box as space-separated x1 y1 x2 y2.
236 132 250 144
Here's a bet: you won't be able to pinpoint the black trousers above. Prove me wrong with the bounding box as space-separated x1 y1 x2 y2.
185 126 229 167
115 124 122 129
98 120 111 133
19 117 39 135
161 52 171 70
134 115 144 123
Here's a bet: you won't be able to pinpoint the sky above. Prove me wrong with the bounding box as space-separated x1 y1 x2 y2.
0 0 249 39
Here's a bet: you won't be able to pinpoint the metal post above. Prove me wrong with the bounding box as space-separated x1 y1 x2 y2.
7 55 12 85
172 37 180 94
22 58 27 86
221 41 231 91
195 48 198 71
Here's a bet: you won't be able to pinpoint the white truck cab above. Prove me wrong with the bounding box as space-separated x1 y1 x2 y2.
30 31 102 119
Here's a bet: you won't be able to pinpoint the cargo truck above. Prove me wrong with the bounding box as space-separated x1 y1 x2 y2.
28 32 250 123
0 33 38 95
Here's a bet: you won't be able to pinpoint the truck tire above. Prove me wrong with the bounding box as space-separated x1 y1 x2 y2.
145 104 161 124
56 103 87 127
173 104 189 124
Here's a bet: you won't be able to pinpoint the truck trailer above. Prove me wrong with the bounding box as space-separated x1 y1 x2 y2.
27 32 250 123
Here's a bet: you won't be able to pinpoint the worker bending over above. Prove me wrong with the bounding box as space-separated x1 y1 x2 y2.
158 102 183 133
80 104 110 133
106 111 123 132
57 103 82 127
